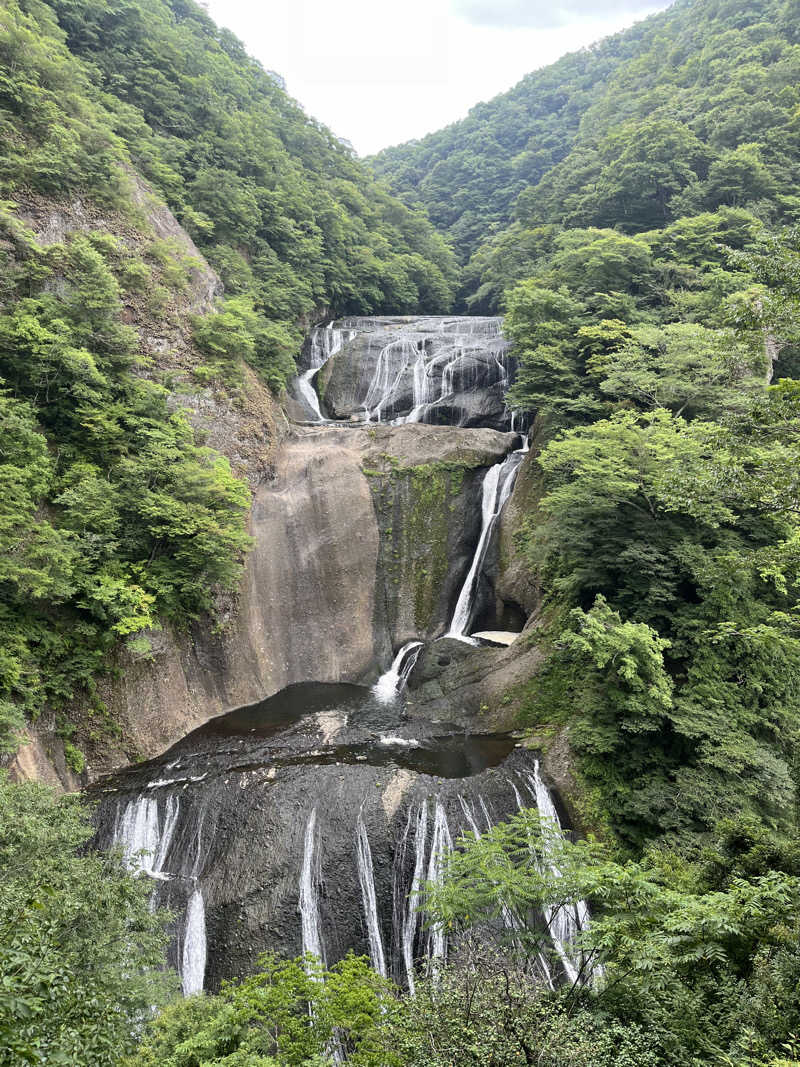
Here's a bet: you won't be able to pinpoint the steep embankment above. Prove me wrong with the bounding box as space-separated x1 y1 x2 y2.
68 422 517 779
5 179 285 788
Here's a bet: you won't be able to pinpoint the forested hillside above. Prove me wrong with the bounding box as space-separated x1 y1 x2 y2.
0 0 456 764
372 3 800 1061
4 0 800 1064
373 0 800 298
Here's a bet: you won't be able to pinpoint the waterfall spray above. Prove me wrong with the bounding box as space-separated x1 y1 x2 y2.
372 641 424 703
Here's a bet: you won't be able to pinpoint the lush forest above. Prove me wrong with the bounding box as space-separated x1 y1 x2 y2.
3 0 800 1064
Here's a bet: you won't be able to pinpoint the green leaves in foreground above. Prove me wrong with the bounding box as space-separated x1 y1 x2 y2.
128 953 388 1067
426 809 800 1066
0 774 173 1067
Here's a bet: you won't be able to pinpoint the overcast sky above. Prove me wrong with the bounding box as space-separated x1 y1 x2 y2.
202 0 671 156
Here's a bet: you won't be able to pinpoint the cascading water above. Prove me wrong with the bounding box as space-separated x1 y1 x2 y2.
372 641 424 703
299 808 324 968
515 762 595 985
401 801 428 995
296 322 355 421
424 799 453 969
362 338 417 422
318 316 513 428
356 812 387 979
112 790 208 994
447 450 523 639
114 793 178 879
181 889 207 996
90 311 558 994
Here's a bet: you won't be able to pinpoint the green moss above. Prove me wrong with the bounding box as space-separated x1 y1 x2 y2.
365 456 478 631
63 740 86 775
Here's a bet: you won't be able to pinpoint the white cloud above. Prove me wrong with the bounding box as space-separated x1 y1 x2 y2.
451 0 661 29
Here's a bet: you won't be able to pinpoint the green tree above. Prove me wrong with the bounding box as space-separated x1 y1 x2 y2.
0 774 173 1066
129 953 388 1067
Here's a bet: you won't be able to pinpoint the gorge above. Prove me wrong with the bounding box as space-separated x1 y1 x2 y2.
90 315 588 997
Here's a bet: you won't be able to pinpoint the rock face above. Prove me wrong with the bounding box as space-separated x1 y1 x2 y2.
317 316 515 430
70 423 517 777
6 176 285 787
405 632 544 731
82 310 583 999
91 683 553 991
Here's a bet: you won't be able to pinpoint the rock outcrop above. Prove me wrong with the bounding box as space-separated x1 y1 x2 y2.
46 423 517 780
317 316 514 430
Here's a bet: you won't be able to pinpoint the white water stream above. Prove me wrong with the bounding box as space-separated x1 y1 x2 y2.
181 889 207 996
401 801 429 996
517 762 596 986
424 798 453 969
372 640 424 703
447 450 523 639
296 322 355 420
114 793 208 995
300 808 324 968
356 812 387 978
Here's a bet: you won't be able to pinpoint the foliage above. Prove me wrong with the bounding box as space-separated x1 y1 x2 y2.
10 0 458 332
425 810 800 1066
374 956 657 1067
0 774 173 1066
373 0 800 285
0 217 252 751
128 953 389 1067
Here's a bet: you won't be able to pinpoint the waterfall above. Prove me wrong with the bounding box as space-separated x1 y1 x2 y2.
181 889 207 996
363 338 416 422
114 793 178 879
296 322 354 421
153 794 180 873
372 641 424 703
401 801 428 995
458 795 483 840
424 799 452 968
397 345 459 425
396 346 436 424
356 813 387 978
521 762 593 985
299 808 324 968
460 793 552 984
447 451 523 639
114 791 210 994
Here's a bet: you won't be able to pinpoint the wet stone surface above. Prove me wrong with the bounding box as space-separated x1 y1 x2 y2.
91 681 541 991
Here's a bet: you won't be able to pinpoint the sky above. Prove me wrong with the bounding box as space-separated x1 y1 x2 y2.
202 0 671 157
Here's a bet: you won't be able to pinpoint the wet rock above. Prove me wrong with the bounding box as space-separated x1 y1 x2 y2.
75 424 518 778
90 682 546 990
317 316 515 430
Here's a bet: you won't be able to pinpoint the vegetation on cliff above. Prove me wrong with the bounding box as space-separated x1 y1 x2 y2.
0 0 459 761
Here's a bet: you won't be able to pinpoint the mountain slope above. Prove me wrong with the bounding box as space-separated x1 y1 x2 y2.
369 25 647 261
14 0 458 322
372 0 800 297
